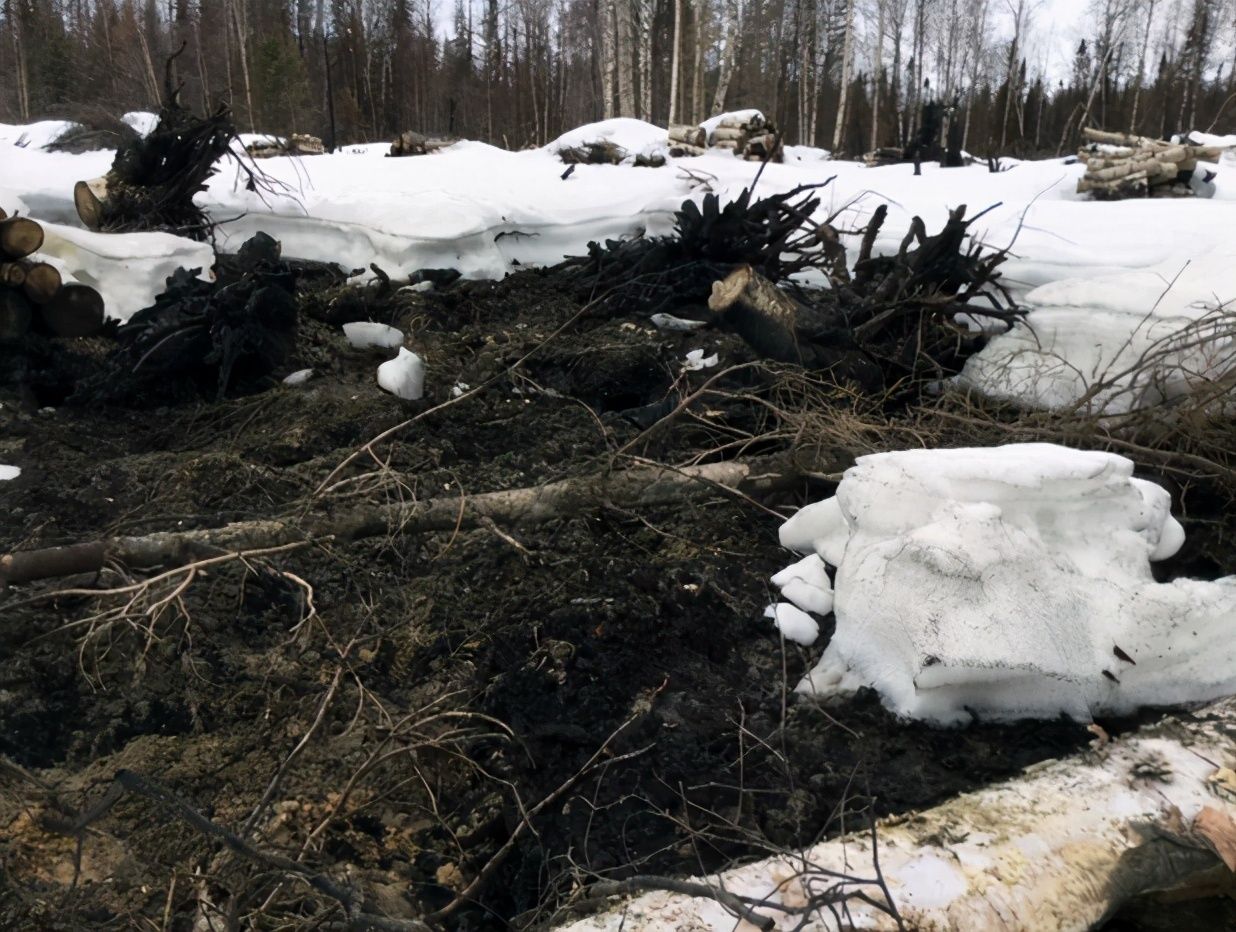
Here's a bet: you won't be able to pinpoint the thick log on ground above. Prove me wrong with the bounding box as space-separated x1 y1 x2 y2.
668 143 706 158
556 698 1236 931
709 126 747 143
388 131 428 157
0 262 25 287
0 217 44 260
0 456 800 587
38 282 105 337
20 261 62 305
0 288 33 342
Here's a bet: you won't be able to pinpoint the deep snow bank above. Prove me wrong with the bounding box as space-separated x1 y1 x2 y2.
774 444 1236 724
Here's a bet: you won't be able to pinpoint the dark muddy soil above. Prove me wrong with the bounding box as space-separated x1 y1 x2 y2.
0 267 1224 930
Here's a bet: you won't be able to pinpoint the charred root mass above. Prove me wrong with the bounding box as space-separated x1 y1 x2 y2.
78 233 297 403
569 187 1019 398
564 183 836 316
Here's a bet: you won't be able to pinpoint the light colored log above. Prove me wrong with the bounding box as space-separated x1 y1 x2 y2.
556 698 1236 932
74 177 109 231
1 455 800 586
668 124 706 148
709 126 747 143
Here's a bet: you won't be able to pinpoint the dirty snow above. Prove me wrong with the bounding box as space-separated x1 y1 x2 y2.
377 347 426 400
342 322 404 350
778 443 1236 724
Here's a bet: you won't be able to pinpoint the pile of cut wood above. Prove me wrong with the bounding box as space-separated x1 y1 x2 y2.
864 146 904 167
669 114 782 162
246 134 325 159
1076 127 1228 199
0 210 105 341
388 131 455 157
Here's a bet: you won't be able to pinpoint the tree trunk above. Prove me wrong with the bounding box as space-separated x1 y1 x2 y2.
555 697 1236 932
669 0 683 124
710 0 741 114
2 457 800 587
831 0 855 152
614 0 635 115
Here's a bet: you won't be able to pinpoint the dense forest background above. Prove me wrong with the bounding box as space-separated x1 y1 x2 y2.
2 0 1235 156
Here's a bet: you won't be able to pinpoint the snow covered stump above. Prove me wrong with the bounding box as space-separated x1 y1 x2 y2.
775 443 1236 724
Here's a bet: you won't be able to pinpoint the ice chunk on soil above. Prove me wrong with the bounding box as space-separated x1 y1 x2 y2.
344 322 404 350
650 313 706 331
775 443 1236 724
378 347 426 400
771 554 833 615
683 349 718 370
0 465 20 481
764 603 819 646
283 369 313 386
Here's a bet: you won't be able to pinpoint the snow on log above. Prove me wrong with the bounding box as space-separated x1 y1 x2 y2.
777 444 1236 724
556 698 1236 932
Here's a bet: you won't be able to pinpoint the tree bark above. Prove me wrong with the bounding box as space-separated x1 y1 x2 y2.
556 697 1236 931
1 456 801 587
831 0 855 152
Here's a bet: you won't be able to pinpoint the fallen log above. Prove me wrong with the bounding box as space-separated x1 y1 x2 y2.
0 455 801 587
555 697 1236 931
0 288 33 341
0 261 25 287
39 282 105 337
0 217 44 260
19 260 62 305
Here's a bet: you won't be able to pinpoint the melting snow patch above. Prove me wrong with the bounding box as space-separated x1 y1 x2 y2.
764 603 819 646
683 349 718 370
0 465 20 481
378 347 426 400
283 369 313 386
343 322 404 350
778 443 1236 724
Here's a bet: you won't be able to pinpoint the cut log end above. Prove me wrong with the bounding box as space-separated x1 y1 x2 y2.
22 262 62 305
74 179 107 231
0 217 45 260
40 282 106 337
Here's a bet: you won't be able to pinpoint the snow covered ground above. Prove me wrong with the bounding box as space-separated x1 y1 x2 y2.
775 443 1236 724
3 114 1235 409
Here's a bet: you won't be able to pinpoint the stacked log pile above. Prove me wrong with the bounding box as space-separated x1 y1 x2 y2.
388 131 455 157
669 115 782 161
246 134 325 159
667 124 706 157
864 146 904 167
1076 127 1228 199
0 209 106 341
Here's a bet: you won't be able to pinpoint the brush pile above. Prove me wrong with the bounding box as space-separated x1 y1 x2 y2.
1076 127 1229 199
567 187 1019 396
73 93 237 238
388 131 455 157
0 209 106 341
77 232 297 403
